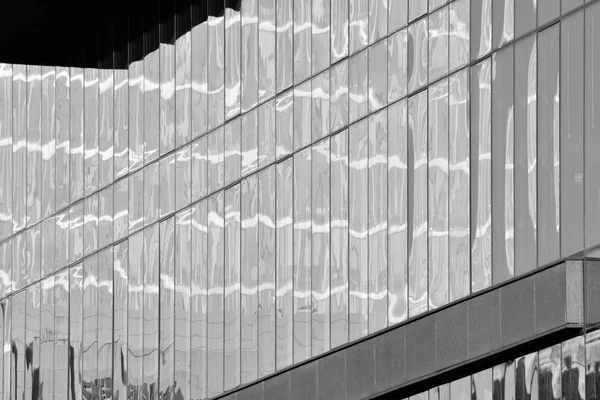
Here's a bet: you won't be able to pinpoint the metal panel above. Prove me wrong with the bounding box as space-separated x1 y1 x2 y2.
144 50 159 164
99 69 114 189
41 66 56 219
13 64 26 232
82 254 98 398
143 224 160 398
69 264 83 400
242 0 259 112
84 68 99 197
208 192 224 397
225 4 241 119
26 65 42 226
0 64 12 240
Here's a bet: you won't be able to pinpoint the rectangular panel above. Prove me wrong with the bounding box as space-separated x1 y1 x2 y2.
192 6 208 140
388 28 408 104
0 298 8 399
561 13 584 258
331 130 349 345
191 135 208 202
12 232 26 291
538 25 560 266
114 69 129 179
25 284 40 399
84 68 99 196
470 58 492 292
293 148 312 362
175 209 192 398
313 0 330 74
408 19 428 93
41 216 55 279
515 36 537 274
55 67 70 211
408 91 428 316
144 51 159 164
69 68 84 203
143 224 159 398
242 0 259 112
369 0 387 43
312 138 330 353
449 0 470 72
69 201 84 264
538 344 561 400
27 223 41 285
159 218 175 398
562 336 585 400
294 80 312 151
208 3 225 130
389 0 408 33
41 66 56 219
160 42 175 154
368 111 388 331
128 232 143 399
258 98 275 168
312 70 330 141
0 64 12 241
331 0 349 62
128 60 144 172
207 192 224 397
539 0 559 26
349 119 368 339
83 193 99 257
98 185 113 249
472 368 491 400
241 175 258 383
113 177 129 241
276 158 293 370
13 64 26 232
0 241 11 298
54 270 69 400
349 50 368 124
224 118 241 185
294 0 312 83
176 145 192 211
331 59 349 133
471 0 492 60
55 209 69 271
258 0 276 102
276 0 293 92
225 5 241 119
129 169 144 233
99 69 114 189
258 166 275 376
160 154 175 218
208 127 224 193
69 264 83 400
98 248 113 397
515 0 536 37
492 0 513 51
191 200 208 399
369 39 388 112
410 0 427 21
12 291 25 399
448 69 470 301
276 90 294 159
26 65 42 226
429 7 449 83
113 242 128 400
586 330 600 400
349 0 368 54
82 255 98 399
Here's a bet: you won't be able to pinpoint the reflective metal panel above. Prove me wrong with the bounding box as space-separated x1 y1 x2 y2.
408 90 428 316
276 158 293 370
27 223 41 285
208 127 225 194
431 384 449 400
472 368 492 400
470 58 492 292
175 209 192 398
276 90 294 159
294 0 312 84
12 232 26 292
41 216 55 279
313 0 331 74
40 275 55 399
144 51 160 164
586 330 600 400
408 18 428 93
225 5 241 119
258 98 275 168
515 0 536 37
24 284 39 399
56 210 69 272
160 154 175 219
12 291 25 399
492 0 513 49
562 336 585 400
349 49 368 124
471 0 492 60
242 0 259 112
128 232 144 399
160 42 175 154
69 201 84 264
349 0 368 54
114 69 129 179
224 118 241 186
176 145 192 211
13 65 26 232
349 119 368 339
0 241 11 298
539 344 561 400
176 32 192 147
389 0 408 34
83 193 99 257
98 248 113 398
208 5 225 130
113 241 128 400
69 264 83 400
331 59 349 133
99 69 114 190
331 0 349 62
312 70 330 141
54 270 69 400
428 80 449 309
259 0 277 103
294 80 312 151
84 68 99 197
409 0 427 21
128 61 144 172
539 0 559 26
258 166 275 376
369 0 387 43
143 224 159 399
192 135 208 202
1 298 10 400
113 176 129 242
55 67 70 211
26 65 42 227
82 254 98 398
129 169 144 233
208 192 224 397
276 0 293 93
429 7 449 82
449 0 469 72
449 69 470 301
191 12 208 141
369 40 388 112
0 64 12 240
159 218 175 398
146 162 161 226
41 66 56 220
388 28 408 104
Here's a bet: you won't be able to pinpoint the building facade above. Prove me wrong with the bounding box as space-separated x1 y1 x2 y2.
0 0 599 399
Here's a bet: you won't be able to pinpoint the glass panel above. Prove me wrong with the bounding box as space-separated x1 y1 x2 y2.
258 98 275 168
491 46 514 284
331 130 349 345
448 69 470 301
192 135 208 202
331 59 349 133
539 0 559 26
276 0 293 93
27 224 41 285
331 0 349 63
515 0 536 37
160 154 175 218
276 158 293 370
192 3 208 140
224 118 241 185
430 384 449 400
538 25 560 266
160 41 175 154
82 254 98 398
313 0 331 74
70 264 83 400
56 67 70 211
26 65 42 226
144 51 159 164
276 90 294 159
55 269 69 399
40 276 54 399
176 145 192 211
449 0 469 72
408 90 428 316
41 66 56 219
349 119 368 339
517 353 539 400
349 49 368 124
99 184 114 253
12 232 26 291
472 368 492 400
84 68 99 197
191 200 208 399
428 80 449 309
12 291 25 399
98 248 113 397
225 4 241 119
208 192 224 397
408 18 428 93
389 0 408 33
409 0 427 21
388 100 408 324
312 70 330 141
176 32 192 147
388 28 408 104
561 13 584 257
368 111 388 332
369 0 387 43
13 65 26 232
492 0 514 49
294 0 312 83
294 148 312 362
159 218 175 398
294 80 312 151
128 61 144 172
241 108 259 181
349 0 368 54
144 224 159 398
369 40 388 112
128 232 144 399
429 7 449 83
41 216 55 279
539 344 562 400
114 69 129 179
56 210 69 271
0 64 12 241
242 0 259 112
208 2 225 130
114 177 129 241
562 336 585 400
470 58 492 292
129 169 144 233
83 193 99 256
241 175 258 383
208 127 225 194
258 0 276 102
258 166 275 376
0 241 11 298
312 138 330 353
70 201 84 264
1 298 9 400
24 284 40 399
175 209 192 397
113 242 128 400
586 330 600 400
471 0 492 60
